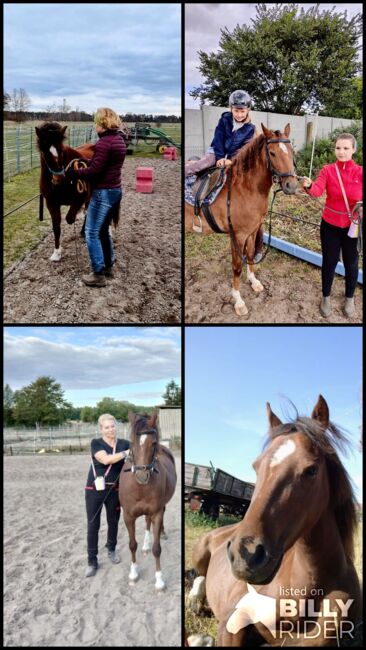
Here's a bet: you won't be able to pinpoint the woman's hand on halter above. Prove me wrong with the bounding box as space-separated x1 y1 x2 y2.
302 176 312 189
216 158 233 169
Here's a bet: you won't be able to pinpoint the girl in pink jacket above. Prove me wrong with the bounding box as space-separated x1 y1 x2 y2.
303 133 362 318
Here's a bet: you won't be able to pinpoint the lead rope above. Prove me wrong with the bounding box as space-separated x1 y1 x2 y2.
73 221 82 275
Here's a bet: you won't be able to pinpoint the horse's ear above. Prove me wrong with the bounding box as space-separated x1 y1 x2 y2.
311 395 329 429
128 411 137 425
62 126 67 135
35 127 41 136
148 412 158 428
267 402 283 432
261 123 271 138
284 123 291 137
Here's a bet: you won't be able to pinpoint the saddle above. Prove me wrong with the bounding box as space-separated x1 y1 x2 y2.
185 167 226 233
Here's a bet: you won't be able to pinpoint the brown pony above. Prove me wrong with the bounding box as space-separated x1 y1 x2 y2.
188 395 361 646
185 124 298 317
119 412 177 590
36 121 96 262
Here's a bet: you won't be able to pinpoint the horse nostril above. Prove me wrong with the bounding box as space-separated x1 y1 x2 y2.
253 544 266 566
226 540 234 563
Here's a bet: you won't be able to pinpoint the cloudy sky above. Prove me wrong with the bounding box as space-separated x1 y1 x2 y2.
4 327 181 407
4 3 181 115
185 3 363 108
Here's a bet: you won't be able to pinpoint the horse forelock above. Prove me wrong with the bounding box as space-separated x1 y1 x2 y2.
264 417 357 559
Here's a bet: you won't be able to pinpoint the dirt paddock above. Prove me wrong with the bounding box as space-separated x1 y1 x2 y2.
185 235 363 323
4 454 182 647
4 157 181 324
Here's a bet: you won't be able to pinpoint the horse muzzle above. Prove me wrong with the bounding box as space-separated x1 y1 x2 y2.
226 536 282 585
281 177 298 195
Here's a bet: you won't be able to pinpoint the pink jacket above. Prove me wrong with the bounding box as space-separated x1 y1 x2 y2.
305 159 362 227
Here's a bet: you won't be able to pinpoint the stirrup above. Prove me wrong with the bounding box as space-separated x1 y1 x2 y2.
192 214 203 233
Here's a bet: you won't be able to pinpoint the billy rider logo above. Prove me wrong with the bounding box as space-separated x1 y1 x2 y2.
226 585 355 643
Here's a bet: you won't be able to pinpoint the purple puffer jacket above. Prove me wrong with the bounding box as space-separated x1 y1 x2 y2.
75 129 126 189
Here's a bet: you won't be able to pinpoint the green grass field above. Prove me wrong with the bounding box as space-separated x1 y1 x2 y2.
185 510 363 642
3 121 181 179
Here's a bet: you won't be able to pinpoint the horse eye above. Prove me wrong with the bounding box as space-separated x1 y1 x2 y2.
303 464 318 478
269 151 276 157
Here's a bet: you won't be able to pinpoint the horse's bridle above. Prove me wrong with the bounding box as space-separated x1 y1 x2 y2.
123 427 159 485
265 137 297 184
41 152 65 180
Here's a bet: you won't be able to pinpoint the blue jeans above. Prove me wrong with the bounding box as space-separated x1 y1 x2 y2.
85 188 122 273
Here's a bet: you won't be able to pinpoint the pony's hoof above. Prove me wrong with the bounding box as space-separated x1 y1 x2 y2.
128 564 139 584
142 549 150 555
234 303 248 317
251 280 264 293
155 571 166 591
50 248 62 262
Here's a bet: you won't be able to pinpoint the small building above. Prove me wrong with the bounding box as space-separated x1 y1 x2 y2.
158 406 181 440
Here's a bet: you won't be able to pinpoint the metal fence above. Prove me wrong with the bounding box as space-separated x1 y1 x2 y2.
3 125 98 180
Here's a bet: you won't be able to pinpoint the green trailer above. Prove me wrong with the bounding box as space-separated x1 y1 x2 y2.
185 461 255 520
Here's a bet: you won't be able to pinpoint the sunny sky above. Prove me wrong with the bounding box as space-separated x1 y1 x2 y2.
4 326 181 407
185 326 363 502
185 3 363 108
4 3 181 116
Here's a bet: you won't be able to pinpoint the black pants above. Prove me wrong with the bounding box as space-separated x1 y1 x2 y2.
320 220 359 298
85 487 121 566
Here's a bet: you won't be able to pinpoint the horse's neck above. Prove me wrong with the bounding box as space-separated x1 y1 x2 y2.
234 150 272 196
292 508 347 582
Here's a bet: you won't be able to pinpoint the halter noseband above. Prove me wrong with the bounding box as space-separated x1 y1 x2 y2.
123 427 159 484
41 152 65 177
265 137 296 183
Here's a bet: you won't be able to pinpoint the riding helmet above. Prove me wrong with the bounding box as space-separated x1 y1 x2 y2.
229 90 252 108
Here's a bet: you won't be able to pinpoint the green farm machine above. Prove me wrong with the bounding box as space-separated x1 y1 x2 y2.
124 122 181 153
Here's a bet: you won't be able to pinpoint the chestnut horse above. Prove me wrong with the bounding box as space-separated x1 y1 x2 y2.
188 395 361 646
119 412 177 590
185 124 298 317
36 121 95 262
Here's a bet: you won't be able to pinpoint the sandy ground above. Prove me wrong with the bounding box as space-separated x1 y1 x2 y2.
4 454 182 647
185 243 363 324
4 157 181 324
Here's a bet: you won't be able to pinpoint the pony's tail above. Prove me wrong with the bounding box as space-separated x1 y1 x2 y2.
110 203 120 228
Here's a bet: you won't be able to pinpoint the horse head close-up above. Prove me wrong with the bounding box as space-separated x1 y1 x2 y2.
188 395 362 646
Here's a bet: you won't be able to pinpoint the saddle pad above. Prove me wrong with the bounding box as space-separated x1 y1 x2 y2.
184 171 226 207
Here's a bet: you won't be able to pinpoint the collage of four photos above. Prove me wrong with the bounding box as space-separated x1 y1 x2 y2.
3 2 363 648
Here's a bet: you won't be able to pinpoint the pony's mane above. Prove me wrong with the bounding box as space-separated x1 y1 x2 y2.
232 133 267 178
264 416 357 560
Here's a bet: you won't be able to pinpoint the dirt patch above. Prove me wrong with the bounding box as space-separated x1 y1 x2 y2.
185 236 363 323
4 453 181 647
4 158 181 324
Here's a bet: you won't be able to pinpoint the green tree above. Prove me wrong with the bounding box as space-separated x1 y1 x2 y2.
295 120 363 175
80 406 96 422
13 376 72 426
162 380 181 406
190 4 362 117
4 384 15 426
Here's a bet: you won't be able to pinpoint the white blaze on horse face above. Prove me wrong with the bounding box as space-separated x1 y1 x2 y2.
49 146 58 159
279 142 288 154
269 439 296 468
139 434 147 446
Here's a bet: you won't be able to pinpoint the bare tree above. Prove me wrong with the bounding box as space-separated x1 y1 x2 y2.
9 88 31 122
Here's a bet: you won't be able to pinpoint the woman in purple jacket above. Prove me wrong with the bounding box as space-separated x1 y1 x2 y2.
67 107 126 287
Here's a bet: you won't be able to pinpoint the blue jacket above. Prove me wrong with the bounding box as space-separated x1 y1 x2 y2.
210 112 256 159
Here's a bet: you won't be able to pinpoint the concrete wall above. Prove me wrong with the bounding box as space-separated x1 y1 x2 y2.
185 106 356 158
